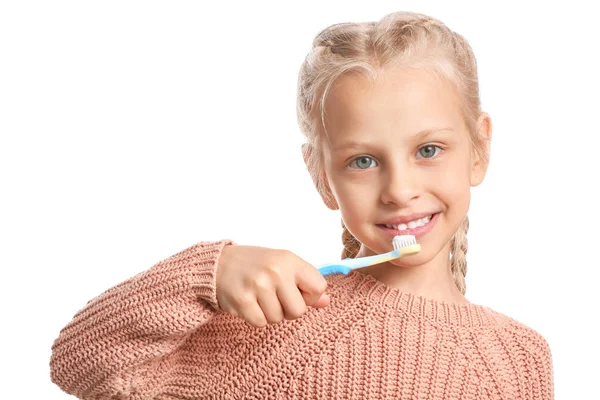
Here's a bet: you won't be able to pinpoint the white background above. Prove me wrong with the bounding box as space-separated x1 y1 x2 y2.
1 1 598 398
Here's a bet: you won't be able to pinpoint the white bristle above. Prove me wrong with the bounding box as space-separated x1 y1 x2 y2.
392 235 417 249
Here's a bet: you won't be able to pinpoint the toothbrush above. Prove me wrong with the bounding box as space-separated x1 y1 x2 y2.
317 235 421 276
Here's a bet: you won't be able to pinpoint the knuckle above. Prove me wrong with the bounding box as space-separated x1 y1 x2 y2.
253 275 273 293
254 269 283 293
264 263 283 279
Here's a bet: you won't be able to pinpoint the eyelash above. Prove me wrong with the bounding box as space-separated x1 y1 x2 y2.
348 145 443 169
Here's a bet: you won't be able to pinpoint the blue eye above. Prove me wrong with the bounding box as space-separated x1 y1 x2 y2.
417 145 442 159
349 156 377 169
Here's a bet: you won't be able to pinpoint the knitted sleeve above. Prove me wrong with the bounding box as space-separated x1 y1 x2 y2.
529 332 555 399
509 320 555 399
49 239 235 399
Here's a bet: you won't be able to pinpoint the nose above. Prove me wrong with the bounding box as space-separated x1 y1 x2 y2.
379 163 420 206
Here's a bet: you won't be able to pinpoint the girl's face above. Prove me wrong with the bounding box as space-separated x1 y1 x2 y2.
319 67 490 264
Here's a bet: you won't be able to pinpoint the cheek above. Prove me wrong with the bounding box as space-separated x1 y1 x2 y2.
433 160 472 210
332 180 375 222
336 183 371 210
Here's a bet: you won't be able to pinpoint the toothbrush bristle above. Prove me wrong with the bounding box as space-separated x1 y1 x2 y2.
392 235 417 249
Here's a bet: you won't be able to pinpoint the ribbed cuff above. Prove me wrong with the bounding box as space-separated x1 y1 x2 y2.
189 239 236 310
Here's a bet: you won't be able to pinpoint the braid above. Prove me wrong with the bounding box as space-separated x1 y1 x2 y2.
450 215 469 295
341 219 361 259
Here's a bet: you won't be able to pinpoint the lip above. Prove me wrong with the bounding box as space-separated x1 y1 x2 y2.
376 212 439 238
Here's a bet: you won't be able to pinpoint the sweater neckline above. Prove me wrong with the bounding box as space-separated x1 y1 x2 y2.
327 270 505 328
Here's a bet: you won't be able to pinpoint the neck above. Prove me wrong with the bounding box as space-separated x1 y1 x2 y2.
353 241 468 304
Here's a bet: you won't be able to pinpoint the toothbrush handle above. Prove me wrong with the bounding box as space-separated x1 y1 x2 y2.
317 257 356 276
318 264 352 276
317 250 401 276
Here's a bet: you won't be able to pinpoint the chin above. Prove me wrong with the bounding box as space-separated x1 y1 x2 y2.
395 239 442 265
391 253 426 267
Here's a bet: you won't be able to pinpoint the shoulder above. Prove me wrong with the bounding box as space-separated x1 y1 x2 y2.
479 306 554 367
468 304 553 360
497 314 555 397
504 316 553 361
468 307 554 397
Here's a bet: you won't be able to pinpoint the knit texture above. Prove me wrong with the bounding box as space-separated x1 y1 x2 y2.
50 240 554 399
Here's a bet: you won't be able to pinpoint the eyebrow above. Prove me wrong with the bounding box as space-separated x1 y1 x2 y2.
332 127 455 151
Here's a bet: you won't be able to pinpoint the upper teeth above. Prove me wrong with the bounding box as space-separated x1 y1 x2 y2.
385 215 432 230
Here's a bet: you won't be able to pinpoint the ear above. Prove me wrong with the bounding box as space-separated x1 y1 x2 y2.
301 143 339 210
470 112 493 187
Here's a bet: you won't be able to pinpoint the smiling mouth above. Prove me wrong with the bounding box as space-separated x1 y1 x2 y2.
375 212 440 236
377 213 438 230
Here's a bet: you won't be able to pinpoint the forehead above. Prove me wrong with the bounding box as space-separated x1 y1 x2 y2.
321 67 464 142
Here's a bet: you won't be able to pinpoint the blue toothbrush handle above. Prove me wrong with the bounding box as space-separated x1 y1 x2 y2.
318 264 352 276
316 249 402 276
318 257 354 276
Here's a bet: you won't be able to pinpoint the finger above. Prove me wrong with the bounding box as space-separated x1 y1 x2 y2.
241 299 269 328
277 283 308 320
296 263 329 306
312 293 331 308
256 290 285 325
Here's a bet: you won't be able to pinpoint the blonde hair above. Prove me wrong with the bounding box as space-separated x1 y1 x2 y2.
297 11 488 295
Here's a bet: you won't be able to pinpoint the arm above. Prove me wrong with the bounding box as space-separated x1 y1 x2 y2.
512 323 555 400
530 334 554 400
49 239 234 399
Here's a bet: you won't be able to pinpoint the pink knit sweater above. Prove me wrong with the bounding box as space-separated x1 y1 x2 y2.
50 239 554 399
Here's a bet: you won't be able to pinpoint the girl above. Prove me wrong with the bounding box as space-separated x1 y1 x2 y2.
50 11 554 399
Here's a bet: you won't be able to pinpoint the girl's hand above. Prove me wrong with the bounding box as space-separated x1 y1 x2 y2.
216 244 330 328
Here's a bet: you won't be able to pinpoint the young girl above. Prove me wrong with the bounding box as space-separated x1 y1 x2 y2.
50 11 554 399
